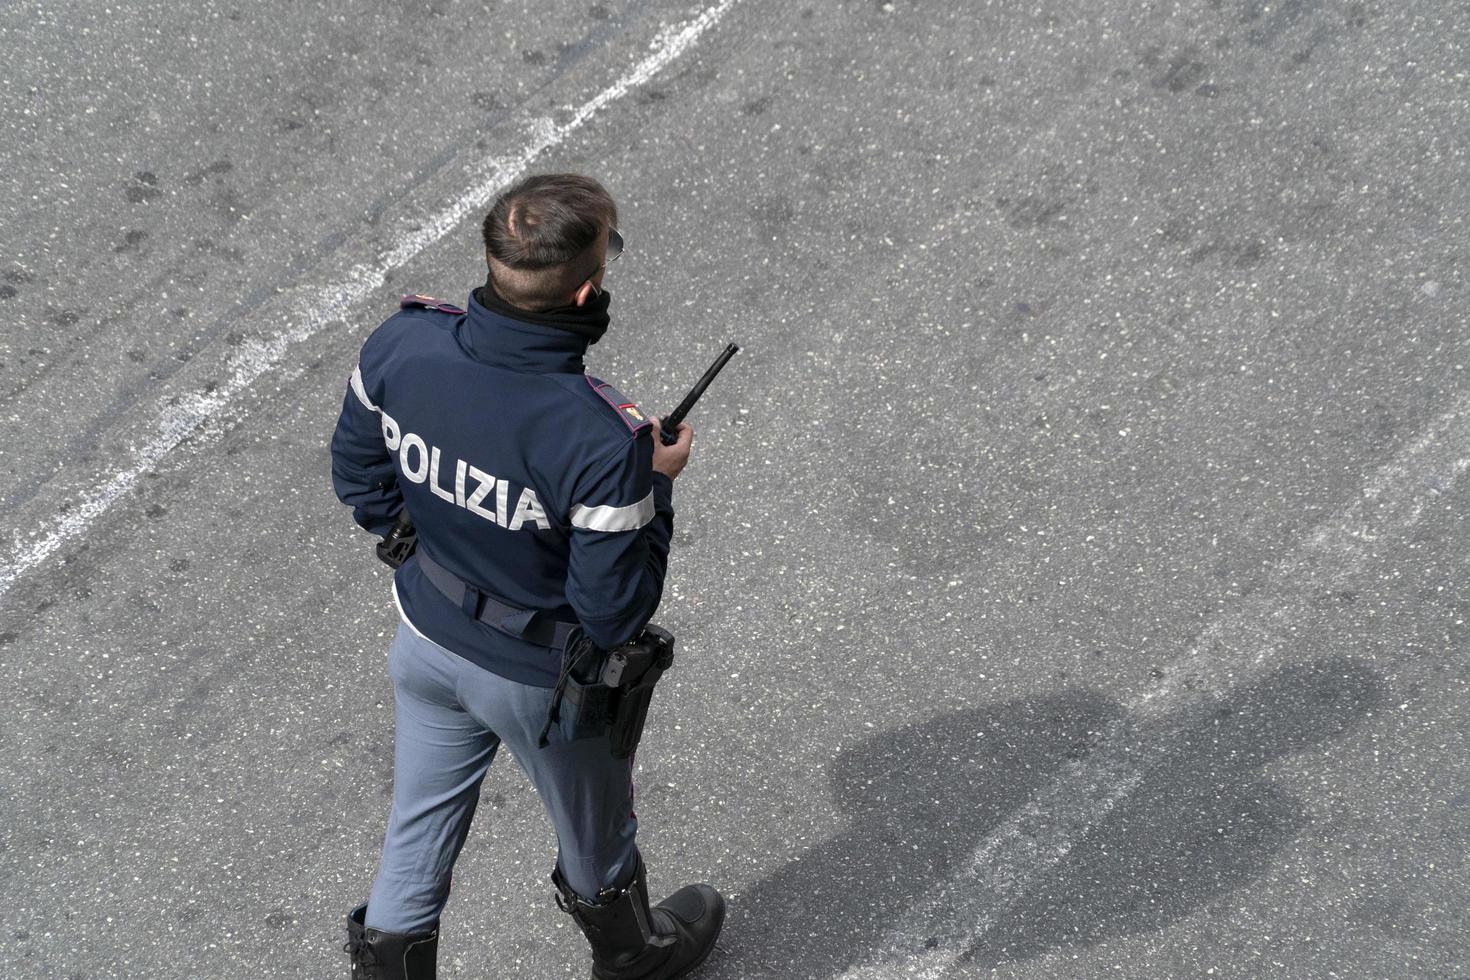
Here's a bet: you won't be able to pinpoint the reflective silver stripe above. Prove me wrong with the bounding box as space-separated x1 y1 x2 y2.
349 364 379 412
569 492 656 532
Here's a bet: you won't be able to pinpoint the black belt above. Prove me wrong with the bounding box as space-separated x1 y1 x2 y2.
414 549 577 650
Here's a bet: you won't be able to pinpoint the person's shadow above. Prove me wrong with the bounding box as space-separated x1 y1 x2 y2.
708 659 1386 978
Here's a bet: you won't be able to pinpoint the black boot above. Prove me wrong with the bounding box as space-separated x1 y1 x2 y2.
553 858 725 979
344 904 439 980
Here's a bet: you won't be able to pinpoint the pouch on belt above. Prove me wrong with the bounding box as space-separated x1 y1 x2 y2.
539 625 676 758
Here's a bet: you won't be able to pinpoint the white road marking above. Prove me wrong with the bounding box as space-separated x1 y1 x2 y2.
0 0 741 601
837 392 1470 979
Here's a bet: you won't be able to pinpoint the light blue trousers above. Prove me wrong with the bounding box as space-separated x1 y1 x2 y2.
365 623 640 934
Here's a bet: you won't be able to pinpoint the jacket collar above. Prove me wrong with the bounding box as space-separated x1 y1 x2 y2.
456 290 591 374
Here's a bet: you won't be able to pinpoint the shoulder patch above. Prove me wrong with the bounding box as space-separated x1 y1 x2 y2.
399 293 466 315
586 376 653 434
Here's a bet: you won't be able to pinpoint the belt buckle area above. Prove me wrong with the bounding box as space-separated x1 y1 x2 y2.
460 583 485 619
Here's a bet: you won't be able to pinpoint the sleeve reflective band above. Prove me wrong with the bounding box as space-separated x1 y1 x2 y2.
350 364 380 412
569 491 656 532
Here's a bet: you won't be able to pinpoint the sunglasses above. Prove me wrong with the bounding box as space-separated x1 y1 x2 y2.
582 227 625 297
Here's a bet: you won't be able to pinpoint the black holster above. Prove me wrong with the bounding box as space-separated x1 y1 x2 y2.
539 625 676 759
376 511 418 569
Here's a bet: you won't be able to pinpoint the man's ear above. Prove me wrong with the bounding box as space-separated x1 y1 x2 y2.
572 279 595 307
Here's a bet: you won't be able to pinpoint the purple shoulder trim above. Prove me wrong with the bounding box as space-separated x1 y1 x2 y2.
399 293 466 315
586 376 652 434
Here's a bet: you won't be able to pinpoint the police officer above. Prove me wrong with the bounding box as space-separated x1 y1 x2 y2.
331 173 725 979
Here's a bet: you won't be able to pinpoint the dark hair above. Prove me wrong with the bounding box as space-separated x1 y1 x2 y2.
482 173 617 269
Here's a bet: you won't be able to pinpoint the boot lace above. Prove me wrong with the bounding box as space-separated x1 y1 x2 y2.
344 935 379 973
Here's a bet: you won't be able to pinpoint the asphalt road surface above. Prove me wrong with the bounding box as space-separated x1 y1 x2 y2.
2 0 1468 977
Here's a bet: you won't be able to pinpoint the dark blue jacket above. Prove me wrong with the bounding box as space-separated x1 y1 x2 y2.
330 291 674 687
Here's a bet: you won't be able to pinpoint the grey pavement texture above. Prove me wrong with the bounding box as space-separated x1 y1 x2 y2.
2 0 1468 978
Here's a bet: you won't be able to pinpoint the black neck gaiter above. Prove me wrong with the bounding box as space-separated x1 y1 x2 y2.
475 276 611 345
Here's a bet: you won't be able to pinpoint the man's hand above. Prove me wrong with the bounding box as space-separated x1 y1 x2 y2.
649 417 694 479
